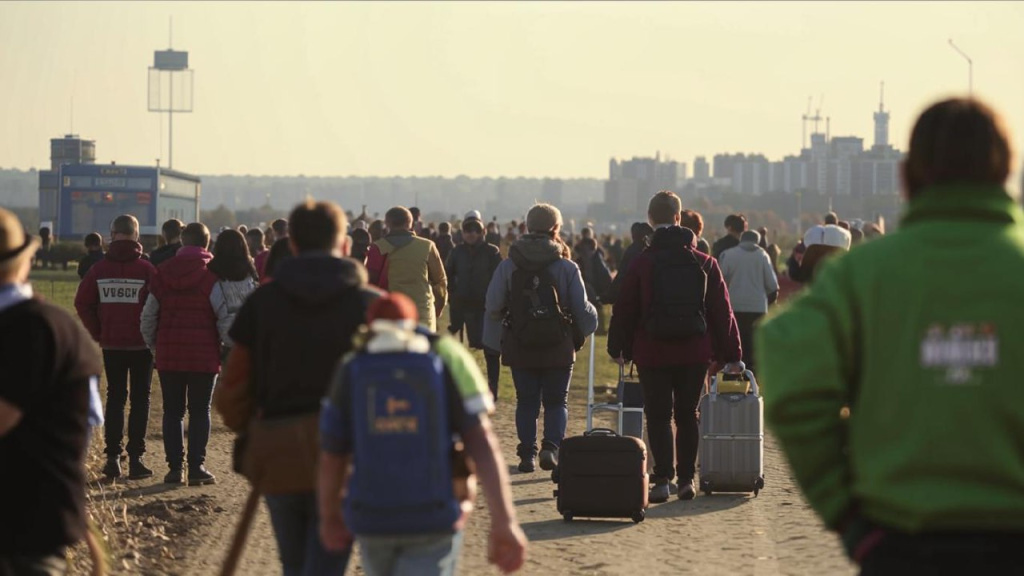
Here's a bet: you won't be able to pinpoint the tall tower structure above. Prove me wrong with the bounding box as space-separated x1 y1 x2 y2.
873 81 890 149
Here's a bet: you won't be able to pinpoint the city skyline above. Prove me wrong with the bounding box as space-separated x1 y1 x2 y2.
2 2 1023 192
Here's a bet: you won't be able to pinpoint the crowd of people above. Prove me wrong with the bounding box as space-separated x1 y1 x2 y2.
2 95 1022 575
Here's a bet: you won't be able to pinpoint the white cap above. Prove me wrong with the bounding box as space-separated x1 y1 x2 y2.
353 220 368 231
463 210 482 222
803 225 852 251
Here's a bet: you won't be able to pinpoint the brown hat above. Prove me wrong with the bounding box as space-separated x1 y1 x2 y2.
0 207 38 274
526 203 563 233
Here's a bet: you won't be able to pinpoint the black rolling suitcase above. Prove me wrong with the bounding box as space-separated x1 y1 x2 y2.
553 428 649 523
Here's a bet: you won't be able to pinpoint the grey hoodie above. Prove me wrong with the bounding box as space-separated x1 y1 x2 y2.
719 240 779 314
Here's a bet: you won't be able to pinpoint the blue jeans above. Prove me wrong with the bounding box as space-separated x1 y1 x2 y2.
358 531 464 576
510 367 573 457
159 371 215 469
264 492 351 576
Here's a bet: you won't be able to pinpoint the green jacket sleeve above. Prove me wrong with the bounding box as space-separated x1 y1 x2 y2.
755 256 858 529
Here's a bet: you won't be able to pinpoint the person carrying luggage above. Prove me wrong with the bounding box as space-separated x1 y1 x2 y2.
607 190 743 503
758 98 1024 573
483 203 598 474
318 293 527 575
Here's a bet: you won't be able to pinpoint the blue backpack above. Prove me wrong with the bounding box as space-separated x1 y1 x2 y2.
344 344 461 535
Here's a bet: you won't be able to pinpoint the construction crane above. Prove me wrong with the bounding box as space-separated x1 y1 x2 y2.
802 94 825 148
801 96 812 149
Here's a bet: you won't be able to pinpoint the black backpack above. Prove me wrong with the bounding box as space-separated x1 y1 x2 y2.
645 249 708 340
505 267 573 348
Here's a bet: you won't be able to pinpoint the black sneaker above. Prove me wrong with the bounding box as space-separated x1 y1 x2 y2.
678 479 696 501
517 456 536 473
188 465 217 486
539 448 558 471
102 456 121 479
163 468 184 485
128 457 154 480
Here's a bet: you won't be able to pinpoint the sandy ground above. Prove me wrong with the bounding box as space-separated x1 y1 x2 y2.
81 383 855 576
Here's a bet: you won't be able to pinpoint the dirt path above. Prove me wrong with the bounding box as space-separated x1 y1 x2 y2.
81 383 854 575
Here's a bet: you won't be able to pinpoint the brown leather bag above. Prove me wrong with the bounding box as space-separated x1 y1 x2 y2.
240 412 321 494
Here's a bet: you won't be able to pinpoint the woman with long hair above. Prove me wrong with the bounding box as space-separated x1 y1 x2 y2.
209 229 259 358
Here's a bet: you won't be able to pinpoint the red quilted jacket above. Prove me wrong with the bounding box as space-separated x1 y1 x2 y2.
149 247 221 373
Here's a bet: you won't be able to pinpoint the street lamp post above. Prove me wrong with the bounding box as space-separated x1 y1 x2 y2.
948 39 973 96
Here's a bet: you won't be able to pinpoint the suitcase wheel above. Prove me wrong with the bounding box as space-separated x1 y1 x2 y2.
631 511 645 524
563 512 573 522
703 490 713 497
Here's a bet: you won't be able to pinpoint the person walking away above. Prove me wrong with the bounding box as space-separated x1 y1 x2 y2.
141 222 225 486
149 218 184 267
350 227 372 264
318 293 527 575
74 214 158 480
758 98 1024 573
484 203 598 473
246 228 269 277
0 207 104 574
607 190 743 503
680 209 711 255
365 206 448 332
208 229 259 362
77 232 104 279
719 229 778 371
435 221 456 264
605 222 653 306
799 224 851 283
446 212 503 401
485 221 503 249
575 237 612 335
711 213 747 260
261 237 293 284
216 200 380 576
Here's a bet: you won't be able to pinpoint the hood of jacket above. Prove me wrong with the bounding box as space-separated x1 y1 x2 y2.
273 253 365 306
106 239 145 262
379 230 416 252
509 234 563 272
739 240 760 252
648 225 697 252
160 246 213 290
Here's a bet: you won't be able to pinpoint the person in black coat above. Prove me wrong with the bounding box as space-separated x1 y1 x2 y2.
446 214 503 400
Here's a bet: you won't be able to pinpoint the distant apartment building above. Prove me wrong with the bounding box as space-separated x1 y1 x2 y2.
712 94 900 197
604 154 686 215
693 156 710 181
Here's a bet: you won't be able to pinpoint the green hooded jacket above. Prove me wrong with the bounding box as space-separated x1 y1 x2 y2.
756 184 1024 534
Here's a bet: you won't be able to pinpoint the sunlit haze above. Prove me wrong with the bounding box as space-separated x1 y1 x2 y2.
2 1 1023 189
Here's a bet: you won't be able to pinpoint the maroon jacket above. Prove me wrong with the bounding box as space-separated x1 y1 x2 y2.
607 225 742 367
148 247 220 373
74 240 156 350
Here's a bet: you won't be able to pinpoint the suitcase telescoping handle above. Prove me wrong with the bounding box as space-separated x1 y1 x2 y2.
584 428 619 437
710 369 760 396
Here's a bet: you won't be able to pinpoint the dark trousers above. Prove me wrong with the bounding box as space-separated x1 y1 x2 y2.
485 350 501 402
159 371 216 469
734 312 764 370
264 492 351 576
102 349 154 458
860 530 1024 575
638 364 708 483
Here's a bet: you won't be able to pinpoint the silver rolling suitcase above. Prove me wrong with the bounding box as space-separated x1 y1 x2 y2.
698 369 765 496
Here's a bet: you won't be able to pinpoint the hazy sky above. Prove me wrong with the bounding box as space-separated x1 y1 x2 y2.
3 1 1024 184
